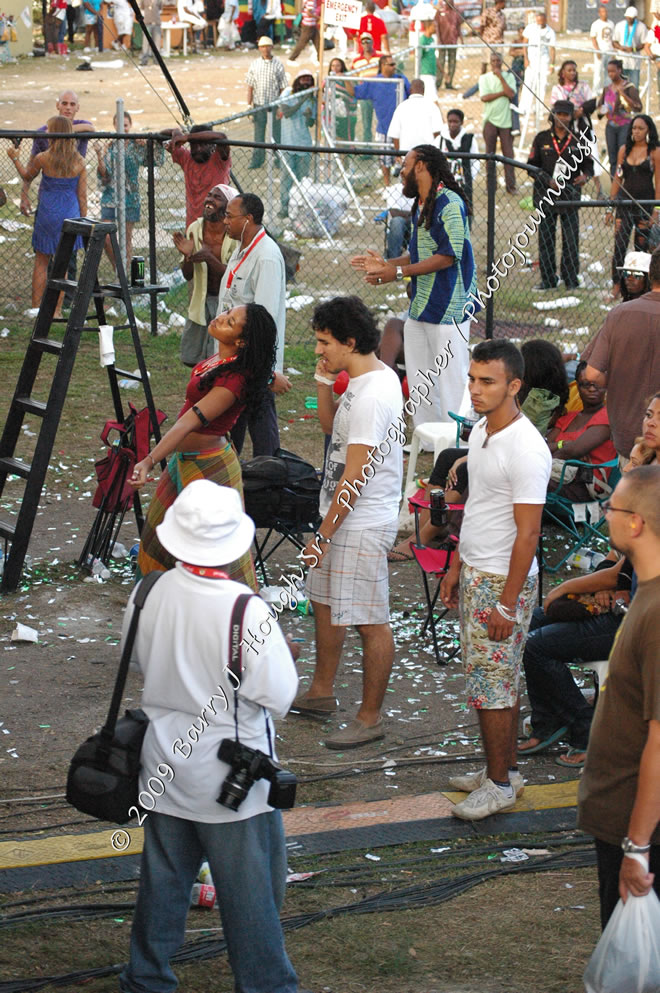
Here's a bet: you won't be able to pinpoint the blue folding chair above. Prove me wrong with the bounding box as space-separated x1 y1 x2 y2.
541 457 620 573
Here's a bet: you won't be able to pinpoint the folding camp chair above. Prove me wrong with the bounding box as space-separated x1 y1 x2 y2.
79 403 166 570
407 488 462 666
541 457 620 573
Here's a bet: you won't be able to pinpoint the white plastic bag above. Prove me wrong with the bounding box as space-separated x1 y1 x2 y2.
584 884 660 993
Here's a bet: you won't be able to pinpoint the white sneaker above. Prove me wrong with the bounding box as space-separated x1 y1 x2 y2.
451 778 516 821
448 766 524 797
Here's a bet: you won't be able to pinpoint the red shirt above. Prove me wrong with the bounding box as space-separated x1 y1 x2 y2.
171 145 232 228
554 406 617 473
355 13 388 53
178 364 248 436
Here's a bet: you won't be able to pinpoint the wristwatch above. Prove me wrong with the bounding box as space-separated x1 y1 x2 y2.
315 533 332 546
395 266 405 281
621 836 651 854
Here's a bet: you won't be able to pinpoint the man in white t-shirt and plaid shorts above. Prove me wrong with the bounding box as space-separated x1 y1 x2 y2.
441 339 551 820
295 296 404 750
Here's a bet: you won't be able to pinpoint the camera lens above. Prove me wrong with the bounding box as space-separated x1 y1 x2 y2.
217 769 252 811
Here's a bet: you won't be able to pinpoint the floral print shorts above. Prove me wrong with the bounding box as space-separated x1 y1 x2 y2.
459 563 537 709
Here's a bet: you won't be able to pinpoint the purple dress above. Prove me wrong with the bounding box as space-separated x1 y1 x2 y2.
33 173 83 255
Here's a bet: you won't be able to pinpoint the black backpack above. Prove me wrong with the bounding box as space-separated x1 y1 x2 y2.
241 448 321 530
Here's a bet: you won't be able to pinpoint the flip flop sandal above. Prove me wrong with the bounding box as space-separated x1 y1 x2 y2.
517 725 568 755
555 748 586 768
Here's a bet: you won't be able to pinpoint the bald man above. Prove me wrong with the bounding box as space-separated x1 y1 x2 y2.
21 91 95 217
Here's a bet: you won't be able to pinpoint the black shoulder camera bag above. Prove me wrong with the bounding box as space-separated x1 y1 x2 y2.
66 571 162 824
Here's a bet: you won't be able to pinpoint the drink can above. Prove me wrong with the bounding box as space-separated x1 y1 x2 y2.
131 256 145 287
295 599 314 616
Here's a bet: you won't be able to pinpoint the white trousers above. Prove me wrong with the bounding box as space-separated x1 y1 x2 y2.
403 316 470 429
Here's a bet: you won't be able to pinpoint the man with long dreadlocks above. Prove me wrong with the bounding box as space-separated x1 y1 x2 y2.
351 144 477 428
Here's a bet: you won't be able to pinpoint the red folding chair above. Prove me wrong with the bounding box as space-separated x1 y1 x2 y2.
407 488 463 666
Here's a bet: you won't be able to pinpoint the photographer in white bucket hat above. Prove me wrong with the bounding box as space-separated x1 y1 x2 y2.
119 480 304 993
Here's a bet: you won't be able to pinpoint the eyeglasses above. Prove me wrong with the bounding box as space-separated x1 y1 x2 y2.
603 500 637 516
579 380 605 391
622 270 645 278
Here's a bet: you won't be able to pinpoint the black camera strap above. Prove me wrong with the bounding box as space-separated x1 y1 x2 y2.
228 593 256 741
100 571 163 749
227 594 276 758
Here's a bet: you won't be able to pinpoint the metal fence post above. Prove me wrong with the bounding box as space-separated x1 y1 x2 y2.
146 137 158 336
115 98 127 273
485 153 496 340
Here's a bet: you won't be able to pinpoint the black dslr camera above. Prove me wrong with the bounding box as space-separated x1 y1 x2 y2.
217 739 297 812
429 489 448 528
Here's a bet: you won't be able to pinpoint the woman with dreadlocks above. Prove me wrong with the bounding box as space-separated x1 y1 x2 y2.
351 143 478 428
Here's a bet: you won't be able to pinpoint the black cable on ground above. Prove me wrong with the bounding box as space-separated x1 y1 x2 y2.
0 846 597 992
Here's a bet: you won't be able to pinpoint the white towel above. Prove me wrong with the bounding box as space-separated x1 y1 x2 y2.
99 324 115 367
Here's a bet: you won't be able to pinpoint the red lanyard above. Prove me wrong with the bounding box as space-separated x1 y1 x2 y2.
195 353 237 376
551 132 572 157
226 229 266 289
182 564 230 580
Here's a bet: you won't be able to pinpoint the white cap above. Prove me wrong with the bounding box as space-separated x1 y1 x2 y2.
617 250 652 273
156 481 255 566
624 5 638 16
258 35 274 45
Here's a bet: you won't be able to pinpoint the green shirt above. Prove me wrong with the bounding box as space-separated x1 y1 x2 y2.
478 70 516 129
420 34 436 75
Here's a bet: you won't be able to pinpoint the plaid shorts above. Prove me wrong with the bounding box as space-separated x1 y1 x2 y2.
459 563 537 709
306 521 398 626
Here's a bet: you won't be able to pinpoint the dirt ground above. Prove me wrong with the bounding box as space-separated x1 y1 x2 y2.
0 37 611 993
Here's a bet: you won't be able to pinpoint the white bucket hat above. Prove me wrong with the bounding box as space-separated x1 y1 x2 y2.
156 481 255 566
617 251 652 273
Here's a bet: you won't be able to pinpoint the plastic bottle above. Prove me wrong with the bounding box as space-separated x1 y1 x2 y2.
304 396 318 409
198 860 213 885
190 882 217 909
91 558 111 579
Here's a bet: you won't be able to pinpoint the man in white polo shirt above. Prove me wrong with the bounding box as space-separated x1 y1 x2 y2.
440 339 551 820
387 78 443 153
216 192 290 456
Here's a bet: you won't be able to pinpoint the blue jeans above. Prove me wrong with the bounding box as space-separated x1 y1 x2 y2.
605 121 630 177
280 151 310 213
522 606 622 749
119 810 298 993
386 213 410 259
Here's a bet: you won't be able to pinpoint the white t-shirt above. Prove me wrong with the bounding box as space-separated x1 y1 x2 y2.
612 19 647 71
523 22 556 62
459 415 551 577
216 229 287 372
387 94 444 151
123 566 298 823
321 363 403 529
590 18 614 51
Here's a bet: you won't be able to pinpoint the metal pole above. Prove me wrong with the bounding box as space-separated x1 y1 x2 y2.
146 137 158 336
266 109 275 223
316 0 326 148
485 153 496 340
115 98 127 275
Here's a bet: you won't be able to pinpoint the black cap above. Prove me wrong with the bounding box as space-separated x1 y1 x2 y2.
552 100 574 116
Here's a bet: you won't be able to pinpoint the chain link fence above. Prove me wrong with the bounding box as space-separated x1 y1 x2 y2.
0 125 657 352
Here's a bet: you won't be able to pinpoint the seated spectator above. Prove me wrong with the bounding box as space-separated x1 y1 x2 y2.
641 392 660 464
518 553 634 768
546 360 617 501
519 338 569 435
618 249 652 301
517 429 656 768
